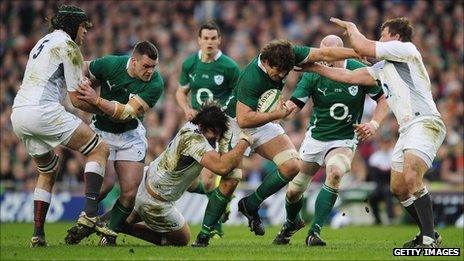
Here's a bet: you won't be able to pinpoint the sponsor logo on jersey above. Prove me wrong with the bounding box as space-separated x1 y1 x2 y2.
348 86 358 96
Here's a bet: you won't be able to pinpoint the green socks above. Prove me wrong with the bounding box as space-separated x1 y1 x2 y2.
200 188 231 236
245 170 290 212
190 181 207 195
309 184 338 234
108 199 132 231
285 196 304 225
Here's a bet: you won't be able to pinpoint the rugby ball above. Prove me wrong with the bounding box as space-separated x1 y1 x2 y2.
256 89 282 113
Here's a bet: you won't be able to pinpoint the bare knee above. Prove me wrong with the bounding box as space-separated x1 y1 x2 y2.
218 178 239 196
87 141 109 163
286 188 303 203
325 166 344 189
390 183 409 201
278 159 300 180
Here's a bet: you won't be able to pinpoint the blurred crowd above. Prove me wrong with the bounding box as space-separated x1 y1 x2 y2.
1 0 463 197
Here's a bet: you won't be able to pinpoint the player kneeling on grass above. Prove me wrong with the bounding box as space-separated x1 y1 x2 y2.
102 103 253 246
272 35 388 247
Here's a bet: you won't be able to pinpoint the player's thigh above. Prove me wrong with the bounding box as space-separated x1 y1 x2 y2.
115 160 144 196
390 169 408 199
11 106 81 157
65 122 99 152
165 222 191 246
300 161 321 176
255 134 296 161
324 147 354 172
403 150 429 190
199 168 219 189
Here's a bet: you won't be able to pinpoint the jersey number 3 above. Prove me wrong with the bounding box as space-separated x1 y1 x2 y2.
32 40 50 59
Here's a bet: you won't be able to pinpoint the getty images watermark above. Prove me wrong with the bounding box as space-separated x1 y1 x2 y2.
393 248 461 257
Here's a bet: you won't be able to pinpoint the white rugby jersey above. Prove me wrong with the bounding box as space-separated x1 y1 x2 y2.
146 122 214 202
367 41 441 130
12 30 83 108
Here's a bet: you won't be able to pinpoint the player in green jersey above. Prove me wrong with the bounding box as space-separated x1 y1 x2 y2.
192 38 363 246
176 21 241 237
271 35 388 246
64 41 164 245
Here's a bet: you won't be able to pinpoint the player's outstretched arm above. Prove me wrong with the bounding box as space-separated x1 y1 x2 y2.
330 17 376 57
236 100 290 128
305 46 362 63
200 134 252 175
305 63 376 86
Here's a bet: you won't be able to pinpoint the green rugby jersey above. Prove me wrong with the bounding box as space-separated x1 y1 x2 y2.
227 45 310 117
89 55 164 133
290 59 383 141
179 51 240 110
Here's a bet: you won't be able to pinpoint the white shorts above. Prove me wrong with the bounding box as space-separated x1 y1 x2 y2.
217 117 250 179
92 122 147 162
244 122 285 150
10 104 82 156
134 171 185 233
299 131 357 166
391 117 446 171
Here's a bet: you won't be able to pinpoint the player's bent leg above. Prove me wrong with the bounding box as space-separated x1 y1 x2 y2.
166 223 191 246
274 162 319 245
307 148 353 247
193 174 240 247
403 151 438 247
106 161 144 232
64 123 115 245
239 135 299 236
30 151 60 247
99 161 117 202
201 168 219 193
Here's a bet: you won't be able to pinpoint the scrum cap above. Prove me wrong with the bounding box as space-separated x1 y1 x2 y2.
51 5 91 41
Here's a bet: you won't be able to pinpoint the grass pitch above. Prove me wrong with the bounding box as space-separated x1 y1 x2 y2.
1 223 463 260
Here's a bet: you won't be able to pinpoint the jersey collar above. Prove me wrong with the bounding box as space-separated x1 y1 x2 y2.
198 50 222 61
257 55 267 73
126 57 131 69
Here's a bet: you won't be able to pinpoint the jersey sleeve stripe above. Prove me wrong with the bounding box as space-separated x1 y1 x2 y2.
290 96 306 109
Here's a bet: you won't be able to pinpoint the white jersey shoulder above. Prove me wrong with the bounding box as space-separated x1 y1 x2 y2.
13 30 83 108
146 122 214 201
367 41 440 129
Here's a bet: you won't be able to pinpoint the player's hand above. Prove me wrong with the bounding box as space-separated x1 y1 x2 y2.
239 130 254 146
354 120 379 141
330 17 356 30
283 100 298 120
76 78 98 105
184 108 198 121
272 98 291 120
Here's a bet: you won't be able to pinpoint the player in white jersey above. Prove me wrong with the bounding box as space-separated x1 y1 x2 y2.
10 5 116 247
111 104 252 246
304 17 446 248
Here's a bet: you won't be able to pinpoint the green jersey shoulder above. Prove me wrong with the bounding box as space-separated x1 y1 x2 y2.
89 55 164 133
291 59 383 141
179 51 239 110
228 45 311 117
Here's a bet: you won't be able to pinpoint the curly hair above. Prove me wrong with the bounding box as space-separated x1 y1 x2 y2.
190 102 229 140
260 39 295 72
